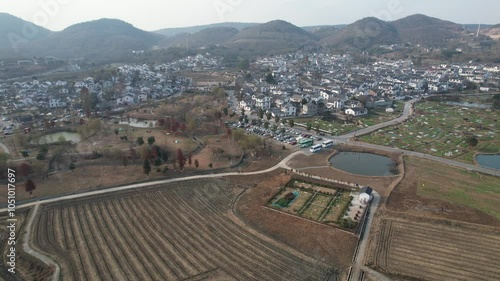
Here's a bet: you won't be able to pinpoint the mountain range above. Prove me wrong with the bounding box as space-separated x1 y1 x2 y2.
0 13 498 61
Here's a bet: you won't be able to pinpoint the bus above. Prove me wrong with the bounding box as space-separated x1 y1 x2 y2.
322 139 334 148
309 144 322 152
299 138 314 148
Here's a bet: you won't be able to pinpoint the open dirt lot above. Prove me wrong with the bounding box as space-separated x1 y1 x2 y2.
31 179 333 281
365 212 500 281
229 171 357 276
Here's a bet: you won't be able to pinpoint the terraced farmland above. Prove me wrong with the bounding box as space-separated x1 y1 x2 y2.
31 180 333 281
367 218 500 281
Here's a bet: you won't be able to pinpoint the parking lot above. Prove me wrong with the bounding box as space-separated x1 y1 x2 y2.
230 122 325 148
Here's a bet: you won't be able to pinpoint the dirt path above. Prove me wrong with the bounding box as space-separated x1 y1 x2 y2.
22 204 60 281
349 191 392 281
0 141 10 154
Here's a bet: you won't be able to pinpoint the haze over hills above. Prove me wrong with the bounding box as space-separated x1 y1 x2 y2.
0 13 498 62
0 13 52 50
16 18 164 61
225 20 319 53
154 22 258 37
160 27 239 49
391 14 465 44
319 17 400 49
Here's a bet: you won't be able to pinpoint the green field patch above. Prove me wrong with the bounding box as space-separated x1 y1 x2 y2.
362 101 500 164
267 180 354 229
410 157 500 220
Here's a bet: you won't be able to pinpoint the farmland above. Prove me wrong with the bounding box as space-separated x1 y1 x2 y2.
365 216 500 281
31 179 333 281
361 100 500 163
388 156 500 224
296 104 401 135
267 180 354 229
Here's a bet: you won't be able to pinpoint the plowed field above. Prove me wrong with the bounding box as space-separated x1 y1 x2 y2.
366 217 500 281
32 180 333 281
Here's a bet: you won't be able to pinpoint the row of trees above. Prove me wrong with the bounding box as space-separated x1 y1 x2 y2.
142 148 203 178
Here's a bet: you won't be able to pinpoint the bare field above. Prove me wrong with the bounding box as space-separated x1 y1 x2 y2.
31 179 333 281
365 215 500 281
0 212 53 281
231 172 358 273
387 156 500 226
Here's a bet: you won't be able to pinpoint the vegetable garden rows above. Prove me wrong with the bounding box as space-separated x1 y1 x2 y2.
32 180 332 281
367 218 500 281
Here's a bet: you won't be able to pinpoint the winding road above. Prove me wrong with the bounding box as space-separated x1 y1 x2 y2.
2 98 498 281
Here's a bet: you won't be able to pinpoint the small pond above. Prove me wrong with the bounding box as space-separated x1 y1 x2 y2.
329 152 398 176
476 154 500 170
443 101 492 109
36 132 81 144
119 118 156 128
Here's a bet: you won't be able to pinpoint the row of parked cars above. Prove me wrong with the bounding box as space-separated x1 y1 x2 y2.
2 123 15 135
230 122 324 146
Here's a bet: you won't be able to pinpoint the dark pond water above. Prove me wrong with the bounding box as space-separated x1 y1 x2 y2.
476 154 500 170
329 152 398 176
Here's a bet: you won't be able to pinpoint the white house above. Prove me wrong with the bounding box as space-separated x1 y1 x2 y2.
137 93 148 102
302 102 318 115
359 186 373 204
239 98 254 112
281 103 297 116
327 98 345 109
116 94 135 105
49 99 67 108
252 94 271 110
345 108 368 116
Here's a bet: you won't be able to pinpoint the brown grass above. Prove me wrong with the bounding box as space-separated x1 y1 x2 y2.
365 211 500 281
387 156 500 227
231 171 357 273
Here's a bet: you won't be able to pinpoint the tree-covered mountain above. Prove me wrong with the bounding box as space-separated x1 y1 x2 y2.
320 17 399 50
391 14 466 45
225 20 319 54
154 22 258 37
0 13 493 62
160 27 239 49
18 18 165 61
0 13 52 53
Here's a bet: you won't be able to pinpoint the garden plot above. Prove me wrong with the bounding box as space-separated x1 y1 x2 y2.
268 180 355 230
362 101 500 163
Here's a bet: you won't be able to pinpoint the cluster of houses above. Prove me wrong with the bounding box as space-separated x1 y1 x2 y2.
233 52 500 118
1 51 499 125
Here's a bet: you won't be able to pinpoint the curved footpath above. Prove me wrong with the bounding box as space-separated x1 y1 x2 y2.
0 151 301 213
2 98 498 281
22 204 60 281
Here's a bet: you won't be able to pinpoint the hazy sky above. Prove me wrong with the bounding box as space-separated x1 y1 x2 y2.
1 0 499 31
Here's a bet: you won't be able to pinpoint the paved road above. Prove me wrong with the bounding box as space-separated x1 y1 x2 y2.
0 142 9 154
21 204 60 281
340 99 417 140
349 191 392 281
3 97 497 281
0 151 300 213
348 141 499 177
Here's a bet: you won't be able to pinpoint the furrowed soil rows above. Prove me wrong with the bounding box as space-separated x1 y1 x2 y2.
32 179 332 281
178 185 326 279
368 218 500 281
